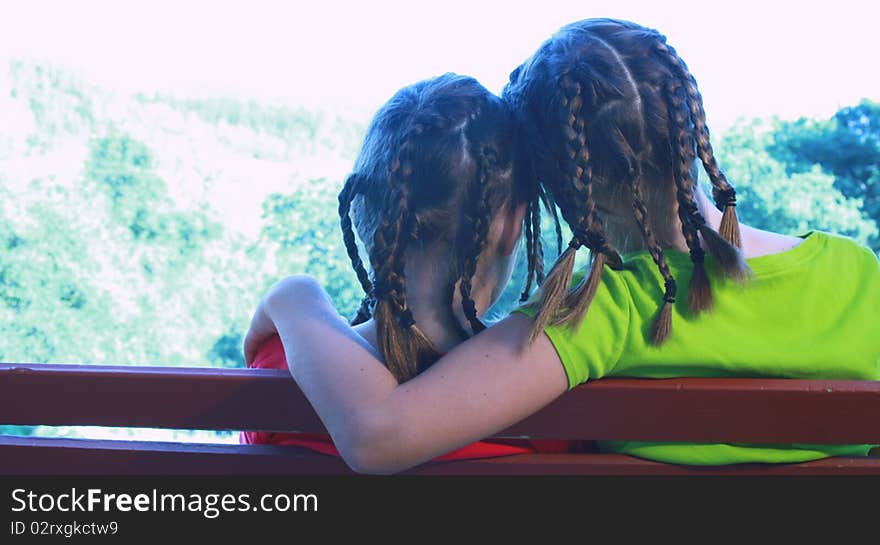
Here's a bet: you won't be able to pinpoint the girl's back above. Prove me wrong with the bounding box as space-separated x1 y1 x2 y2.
519 231 879 464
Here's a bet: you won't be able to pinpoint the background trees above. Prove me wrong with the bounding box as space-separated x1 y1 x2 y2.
1 60 877 368
2 59 876 441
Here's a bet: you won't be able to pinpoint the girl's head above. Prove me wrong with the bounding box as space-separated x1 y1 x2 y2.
339 73 541 382
504 18 749 345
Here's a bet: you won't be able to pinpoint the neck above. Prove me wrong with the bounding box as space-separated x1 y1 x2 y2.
695 188 724 237
403 246 493 353
607 185 725 255
355 247 500 357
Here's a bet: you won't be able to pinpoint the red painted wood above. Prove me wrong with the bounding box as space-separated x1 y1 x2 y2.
503 376 880 442
0 363 324 434
2 363 879 443
2 436 878 476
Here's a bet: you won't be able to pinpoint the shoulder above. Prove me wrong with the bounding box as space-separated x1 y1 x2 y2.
811 231 879 269
513 262 635 388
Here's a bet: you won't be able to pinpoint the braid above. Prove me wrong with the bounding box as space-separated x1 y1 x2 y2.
338 174 374 324
520 196 548 302
521 199 537 302
458 145 494 335
629 172 679 343
531 198 545 282
663 78 713 314
664 77 750 293
550 202 563 256
653 38 742 248
371 132 438 382
557 212 617 329
527 74 621 343
350 296 372 326
590 31 686 341
522 98 563 257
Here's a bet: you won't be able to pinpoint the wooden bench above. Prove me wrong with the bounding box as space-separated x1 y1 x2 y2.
1 363 878 475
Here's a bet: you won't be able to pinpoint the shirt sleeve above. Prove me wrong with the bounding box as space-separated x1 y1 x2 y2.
512 268 631 389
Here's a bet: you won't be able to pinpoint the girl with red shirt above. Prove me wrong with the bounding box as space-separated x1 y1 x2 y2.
241 73 583 460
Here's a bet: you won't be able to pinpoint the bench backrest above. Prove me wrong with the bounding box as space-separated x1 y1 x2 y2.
2 363 879 475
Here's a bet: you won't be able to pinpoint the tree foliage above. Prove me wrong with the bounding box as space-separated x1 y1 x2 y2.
764 100 880 248
715 117 878 250
1 58 877 379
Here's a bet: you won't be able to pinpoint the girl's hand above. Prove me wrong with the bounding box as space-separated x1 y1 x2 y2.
243 275 334 366
243 293 277 366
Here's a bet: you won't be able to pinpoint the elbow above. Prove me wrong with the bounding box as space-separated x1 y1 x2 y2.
334 410 410 475
340 448 399 476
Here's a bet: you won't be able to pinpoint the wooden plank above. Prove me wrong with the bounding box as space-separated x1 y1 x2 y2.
2 436 878 476
503 376 880 443
0 436 353 475
0 363 324 435
2 363 880 443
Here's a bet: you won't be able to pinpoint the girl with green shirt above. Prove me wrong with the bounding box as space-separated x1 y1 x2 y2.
243 19 879 474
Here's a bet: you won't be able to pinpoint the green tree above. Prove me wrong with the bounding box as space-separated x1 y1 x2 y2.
766 100 880 248
253 178 363 319
715 118 878 249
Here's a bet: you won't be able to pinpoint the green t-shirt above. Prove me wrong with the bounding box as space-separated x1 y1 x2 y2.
515 231 880 465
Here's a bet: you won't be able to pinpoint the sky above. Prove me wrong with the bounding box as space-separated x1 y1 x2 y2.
1 0 878 131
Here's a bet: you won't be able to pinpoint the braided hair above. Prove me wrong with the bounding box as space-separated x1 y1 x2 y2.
337 73 540 382
504 18 749 345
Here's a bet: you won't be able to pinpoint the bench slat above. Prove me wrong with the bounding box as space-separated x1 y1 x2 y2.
2 436 878 476
2 363 879 443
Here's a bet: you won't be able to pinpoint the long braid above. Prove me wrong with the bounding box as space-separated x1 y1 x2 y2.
557 211 617 328
527 73 621 342
526 75 591 341
532 197 546 282
522 200 534 292
458 145 495 335
521 198 537 302
664 79 750 312
629 171 679 343
371 132 438 382
663 78 714 313
653 38 743 248
520 195 549 302
338 174 374 325
547 196 562 255
522 93 563 258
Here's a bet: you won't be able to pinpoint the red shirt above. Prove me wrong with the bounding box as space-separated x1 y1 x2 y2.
240 335 583 460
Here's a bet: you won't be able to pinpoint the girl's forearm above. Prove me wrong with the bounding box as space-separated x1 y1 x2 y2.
263 275 568 474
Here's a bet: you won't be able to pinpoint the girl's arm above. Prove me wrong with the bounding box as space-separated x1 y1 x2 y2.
246 275 568 474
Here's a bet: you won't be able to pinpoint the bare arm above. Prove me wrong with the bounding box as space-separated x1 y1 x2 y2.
247 275 568 474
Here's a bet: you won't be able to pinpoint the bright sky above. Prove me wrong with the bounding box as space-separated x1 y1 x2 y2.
1 0 878 130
